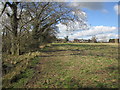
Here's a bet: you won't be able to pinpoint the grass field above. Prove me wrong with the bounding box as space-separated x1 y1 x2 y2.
2 43 119 88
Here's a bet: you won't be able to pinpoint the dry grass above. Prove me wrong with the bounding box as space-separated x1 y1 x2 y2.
3 43 119 88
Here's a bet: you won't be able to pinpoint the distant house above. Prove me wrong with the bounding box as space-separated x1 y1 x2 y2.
115 39 119 43
56 39 66 43
73 39 92 43
73 39 81 43
82 39 91 43
109 39 119 43
109 39 115 43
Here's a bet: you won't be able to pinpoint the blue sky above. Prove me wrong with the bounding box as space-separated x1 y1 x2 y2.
57 2 119 42
83 2 118 27
0 1 118 42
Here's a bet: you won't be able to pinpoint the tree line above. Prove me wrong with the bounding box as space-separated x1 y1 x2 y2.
1 2 87 55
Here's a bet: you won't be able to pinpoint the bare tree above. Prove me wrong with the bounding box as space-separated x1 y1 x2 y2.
91 36 97 43
24 2 87 47
1 2 22 55
1 2 88 55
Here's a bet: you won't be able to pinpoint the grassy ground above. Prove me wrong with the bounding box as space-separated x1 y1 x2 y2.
2 43 119 88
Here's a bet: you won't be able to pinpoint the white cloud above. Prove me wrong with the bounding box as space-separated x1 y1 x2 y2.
114 4 120 15
96 33 118 42
69 0 119 2
0 2 13 16
56 23 68 38
69 2 104 10
70 26 117 38
102 9 108 13
57 24 118 41
0 2 4 14
72 10 87 18
56 10 88 38
6 6 12 14
69 2 109 13
96 33 118 39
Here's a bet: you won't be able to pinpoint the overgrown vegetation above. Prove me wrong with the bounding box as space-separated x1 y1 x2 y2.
2 51 48 88
2 43 118 88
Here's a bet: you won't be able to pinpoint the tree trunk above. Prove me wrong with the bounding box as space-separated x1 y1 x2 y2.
32 23 40 48
10 3 19 55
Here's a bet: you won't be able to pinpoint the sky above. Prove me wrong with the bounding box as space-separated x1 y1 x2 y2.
0 1 119 42
57 2 119 42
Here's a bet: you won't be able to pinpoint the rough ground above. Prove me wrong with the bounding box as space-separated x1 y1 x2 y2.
23 43 118 88
2 43 118 88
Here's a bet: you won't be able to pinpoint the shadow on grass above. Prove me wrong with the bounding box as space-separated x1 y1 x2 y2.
56 77 113 88
38 51 116 59
104 65 118 73
41 49 81 52
38 52 85 57
52 43 107 47
38 43 118 59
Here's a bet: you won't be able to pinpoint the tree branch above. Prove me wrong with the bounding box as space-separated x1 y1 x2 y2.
0 2 7 17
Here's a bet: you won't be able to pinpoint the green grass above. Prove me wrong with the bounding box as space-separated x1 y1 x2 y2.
3 43 119 88
11 57 39 88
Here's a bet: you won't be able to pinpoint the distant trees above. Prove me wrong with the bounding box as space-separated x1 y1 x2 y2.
64 36 69 42
1 2 22 55
109 39 119 43
91 36 97 43
1 2 87 55
109 39 114 43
